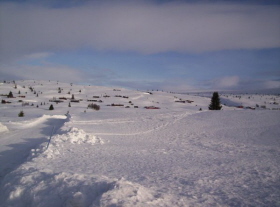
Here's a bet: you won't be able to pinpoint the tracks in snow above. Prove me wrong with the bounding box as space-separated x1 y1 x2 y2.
70 111 193 136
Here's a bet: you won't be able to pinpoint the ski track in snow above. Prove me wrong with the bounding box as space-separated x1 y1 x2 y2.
70 111 192 136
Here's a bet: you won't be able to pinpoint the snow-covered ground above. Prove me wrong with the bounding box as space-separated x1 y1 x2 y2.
0 80 279 207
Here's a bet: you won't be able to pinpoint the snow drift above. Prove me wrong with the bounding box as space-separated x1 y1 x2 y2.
0 167 184 207
0 123 8 133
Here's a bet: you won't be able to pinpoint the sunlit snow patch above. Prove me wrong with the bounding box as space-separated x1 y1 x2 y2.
0 122 8 133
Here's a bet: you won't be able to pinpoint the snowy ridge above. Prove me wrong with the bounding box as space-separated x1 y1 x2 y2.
8 114 67 129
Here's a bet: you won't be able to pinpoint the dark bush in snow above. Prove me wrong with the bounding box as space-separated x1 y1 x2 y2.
18 110 24 117
88 103 100 111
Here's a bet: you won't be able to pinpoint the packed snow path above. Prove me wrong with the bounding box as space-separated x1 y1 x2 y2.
0 115 67 183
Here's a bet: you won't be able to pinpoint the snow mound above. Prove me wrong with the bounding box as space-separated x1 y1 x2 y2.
28 127 104 160
0 167 184 207
0 122 8 133
54 127 104 145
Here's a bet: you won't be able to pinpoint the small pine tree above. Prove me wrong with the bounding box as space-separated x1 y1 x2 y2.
209 92 222 110
18 110 24 117
8 91 13 98
18 90 21 94
68 102 71 107
71 94 75 99
49 104 54 110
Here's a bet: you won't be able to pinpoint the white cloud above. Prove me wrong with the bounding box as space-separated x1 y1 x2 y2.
0 61 122 86
0 1 279 61
263 80 280 89
203 76 280 92
109 77 196 92
215 76 240 88
24 52 53 60
0 64 88 83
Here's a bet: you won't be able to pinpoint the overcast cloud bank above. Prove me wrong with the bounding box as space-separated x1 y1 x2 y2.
1 1 280 61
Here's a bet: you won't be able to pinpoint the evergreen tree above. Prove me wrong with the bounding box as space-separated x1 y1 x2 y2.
49 104 54 110
209 92 222 110
8 91 13 98
68 102 71 107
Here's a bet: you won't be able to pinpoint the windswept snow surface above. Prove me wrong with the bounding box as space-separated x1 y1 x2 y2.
0 80 280 207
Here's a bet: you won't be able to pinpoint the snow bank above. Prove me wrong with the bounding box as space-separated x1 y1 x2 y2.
54 127 104 145
0 167 183 207
29 126 104 160
0 123 8 133
9 115 67 129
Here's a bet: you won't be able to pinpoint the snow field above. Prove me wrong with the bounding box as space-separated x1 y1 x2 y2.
1 80 280 207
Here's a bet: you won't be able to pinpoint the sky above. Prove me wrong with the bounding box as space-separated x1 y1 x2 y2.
0 0 280 92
